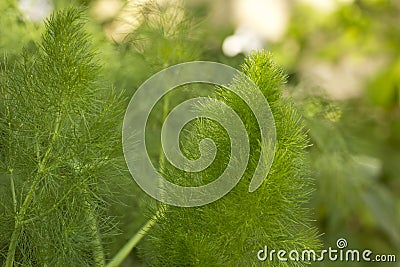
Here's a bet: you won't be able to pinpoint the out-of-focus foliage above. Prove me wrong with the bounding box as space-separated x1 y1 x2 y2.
281 0 400 108
293 91 399 266
0 0 399 266
0 1 42 63
273 1 400 266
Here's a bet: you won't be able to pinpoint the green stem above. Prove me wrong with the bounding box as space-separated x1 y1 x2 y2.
106 87 171 267
4 69 17 216
3 60 18 267
5 224 22 267
106 212 161 267
5 170 18 267
9 171 17 214
87 203 106 267
5 111 62 267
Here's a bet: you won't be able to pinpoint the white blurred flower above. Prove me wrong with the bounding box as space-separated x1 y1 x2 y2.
18 0 52 22
223 0 290 57
91 0 123 22
222 26 264 57
232 0 290 42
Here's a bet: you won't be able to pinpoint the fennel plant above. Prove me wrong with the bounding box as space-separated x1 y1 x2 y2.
140 51 320 266
0 9 125 267
0 5 319 266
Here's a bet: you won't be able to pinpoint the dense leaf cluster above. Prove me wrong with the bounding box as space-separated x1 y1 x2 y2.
0 5 320 266
141 52 320 266
0 9 125 267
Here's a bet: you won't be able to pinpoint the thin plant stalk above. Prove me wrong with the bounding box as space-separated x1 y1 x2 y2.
106 85 171 267
5 111 62 267
106 212 161 267
87 203 106 267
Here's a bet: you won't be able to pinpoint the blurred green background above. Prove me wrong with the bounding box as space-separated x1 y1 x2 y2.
1 0 399 266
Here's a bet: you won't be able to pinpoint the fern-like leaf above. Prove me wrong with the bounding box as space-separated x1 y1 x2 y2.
0 9 125 267
140 51 320 266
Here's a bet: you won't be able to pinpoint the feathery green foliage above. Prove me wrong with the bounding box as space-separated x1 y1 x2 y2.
0 9 125 266
0 1 42 64
126 0 202 70
104 0 203 95
140 51 320 266
103 2 206 264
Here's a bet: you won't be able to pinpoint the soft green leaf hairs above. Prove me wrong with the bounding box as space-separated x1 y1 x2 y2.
140 51 320 266
0 5 320 266
0 9 125 267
